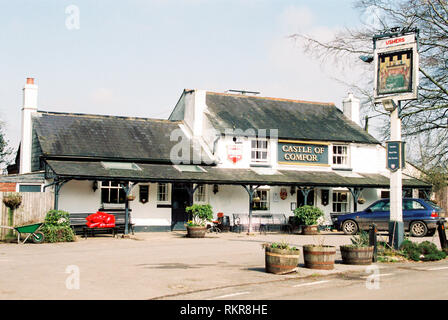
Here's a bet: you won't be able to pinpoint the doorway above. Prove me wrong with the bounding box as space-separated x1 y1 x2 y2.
171 183 192 230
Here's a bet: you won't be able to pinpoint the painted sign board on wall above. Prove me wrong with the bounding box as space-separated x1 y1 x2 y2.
278 140 329 166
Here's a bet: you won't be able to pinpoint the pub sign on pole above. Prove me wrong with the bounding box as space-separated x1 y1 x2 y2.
373 29 419 104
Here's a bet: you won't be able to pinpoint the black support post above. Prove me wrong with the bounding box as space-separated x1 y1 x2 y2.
369 223 378 262
438 220 447 252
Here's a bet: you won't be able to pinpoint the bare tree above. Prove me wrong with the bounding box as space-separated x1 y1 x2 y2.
0 120 13 173
290 0 448 171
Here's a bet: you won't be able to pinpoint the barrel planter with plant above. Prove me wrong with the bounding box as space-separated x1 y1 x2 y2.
263 242 300 275
293 205 324 235
340 231 374 265
185 204 213 238
303 245 336 270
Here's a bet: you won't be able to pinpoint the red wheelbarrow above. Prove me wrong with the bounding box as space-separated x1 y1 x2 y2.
0 223 45 244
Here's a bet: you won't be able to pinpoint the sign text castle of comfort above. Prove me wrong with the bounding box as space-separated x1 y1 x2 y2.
278 141 329 165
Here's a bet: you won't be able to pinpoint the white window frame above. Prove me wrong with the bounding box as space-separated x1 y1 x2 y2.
250 138 269 165
332 144 350 167
194 184 208 204
252 189 270 211
157 183 171 204
100 181 127 205
332 190 349 213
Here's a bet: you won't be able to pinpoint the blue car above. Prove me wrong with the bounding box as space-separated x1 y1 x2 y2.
334 198 445 237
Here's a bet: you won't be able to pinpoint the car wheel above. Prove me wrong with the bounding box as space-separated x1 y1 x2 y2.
342 220 358 235
410 221 428 237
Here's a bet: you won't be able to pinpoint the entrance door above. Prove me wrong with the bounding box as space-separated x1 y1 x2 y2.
297 189 315 207
171 184 191 230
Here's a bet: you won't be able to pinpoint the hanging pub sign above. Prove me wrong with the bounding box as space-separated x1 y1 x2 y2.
373 29 419 103
386 141 406 172
278 140 329 166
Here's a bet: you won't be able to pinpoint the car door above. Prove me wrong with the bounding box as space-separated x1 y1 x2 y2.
375 201 390 230
361 200 389 230
402 199 426 229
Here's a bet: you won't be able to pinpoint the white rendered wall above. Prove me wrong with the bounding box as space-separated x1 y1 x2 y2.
58 180 101 213
58 180 172 227
128 183 171 228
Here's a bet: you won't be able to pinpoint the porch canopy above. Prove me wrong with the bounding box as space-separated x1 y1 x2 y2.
44 159 430 189
44 159 431 234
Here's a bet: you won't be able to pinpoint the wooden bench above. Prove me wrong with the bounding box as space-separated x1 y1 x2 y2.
69 209 134 237
232 213 289 233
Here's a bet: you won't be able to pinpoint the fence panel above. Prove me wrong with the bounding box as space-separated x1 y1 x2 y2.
0 192 54 240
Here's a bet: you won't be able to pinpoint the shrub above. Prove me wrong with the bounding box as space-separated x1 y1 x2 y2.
349 230 370 247
400 240 447 262
293 205 324 226
262 241 298 251
41 210 75 243
185 204 213 227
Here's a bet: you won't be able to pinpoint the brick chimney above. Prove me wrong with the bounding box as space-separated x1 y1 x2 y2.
342 93 361 127
20 77 38 174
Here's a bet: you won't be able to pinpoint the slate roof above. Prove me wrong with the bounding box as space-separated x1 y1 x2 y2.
204 92 379 144
0 171 45 183
45 159 430 188
32 111 212 164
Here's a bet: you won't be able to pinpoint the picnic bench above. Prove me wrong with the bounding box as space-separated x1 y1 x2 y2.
69 209 134 237
232 213 290 233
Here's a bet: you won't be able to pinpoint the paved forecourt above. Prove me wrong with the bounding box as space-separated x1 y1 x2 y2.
0 231 442 299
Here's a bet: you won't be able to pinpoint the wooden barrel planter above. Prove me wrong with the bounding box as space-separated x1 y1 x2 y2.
303 245 336 270
301 225 319 235
340 245 374 265
186 226 207 238
265 247 300 275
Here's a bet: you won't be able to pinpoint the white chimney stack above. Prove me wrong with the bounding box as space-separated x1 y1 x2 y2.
342 93 361 127
20 77 38 174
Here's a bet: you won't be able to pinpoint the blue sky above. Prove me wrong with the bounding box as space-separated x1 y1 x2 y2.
0 0 366 149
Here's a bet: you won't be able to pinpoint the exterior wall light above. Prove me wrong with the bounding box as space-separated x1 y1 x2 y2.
213 184 219 194
92 180 98 192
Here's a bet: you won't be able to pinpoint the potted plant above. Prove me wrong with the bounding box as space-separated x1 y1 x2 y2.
2 193 22 242
303 236 336 270
340 231 374 265
262 241 300 274
185 204 213 238
293 205 324 235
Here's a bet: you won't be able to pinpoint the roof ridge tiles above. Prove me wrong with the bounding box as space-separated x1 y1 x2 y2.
206 91 335 107
36 110 181 123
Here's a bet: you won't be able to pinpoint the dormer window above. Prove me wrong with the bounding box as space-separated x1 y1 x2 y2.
251 139 269 165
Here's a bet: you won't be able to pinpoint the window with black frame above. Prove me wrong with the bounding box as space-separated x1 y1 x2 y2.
101 181 127 204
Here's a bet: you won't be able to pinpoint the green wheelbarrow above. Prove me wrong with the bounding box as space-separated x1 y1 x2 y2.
0 223 45 244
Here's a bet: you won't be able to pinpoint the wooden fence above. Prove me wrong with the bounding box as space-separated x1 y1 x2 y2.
0 192 54 240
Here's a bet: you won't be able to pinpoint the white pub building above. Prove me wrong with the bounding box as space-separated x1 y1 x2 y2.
4 78 430 232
